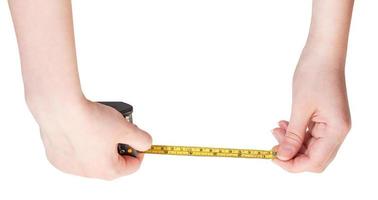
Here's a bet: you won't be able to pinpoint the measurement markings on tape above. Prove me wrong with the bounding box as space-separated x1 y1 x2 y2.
119 144 276 159
100 102 277 160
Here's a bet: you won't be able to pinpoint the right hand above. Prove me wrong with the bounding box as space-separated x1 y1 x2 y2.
31 99 152 180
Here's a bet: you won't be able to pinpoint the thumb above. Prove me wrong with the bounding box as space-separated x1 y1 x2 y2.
119 121 152 151
277 109 310 161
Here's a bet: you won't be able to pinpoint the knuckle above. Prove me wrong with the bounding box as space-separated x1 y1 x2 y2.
285 130 304 146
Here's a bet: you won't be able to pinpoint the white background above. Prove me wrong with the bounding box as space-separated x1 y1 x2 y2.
1 0 377 199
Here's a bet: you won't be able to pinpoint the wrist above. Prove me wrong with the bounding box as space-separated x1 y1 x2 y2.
25 89 89 124
300 27 350 68
297 42 347 71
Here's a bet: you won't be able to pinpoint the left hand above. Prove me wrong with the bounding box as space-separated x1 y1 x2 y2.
272 56 351 173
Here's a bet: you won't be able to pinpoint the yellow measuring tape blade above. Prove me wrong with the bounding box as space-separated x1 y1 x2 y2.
141 145 276 159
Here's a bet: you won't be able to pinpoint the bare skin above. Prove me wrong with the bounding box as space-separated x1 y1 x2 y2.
272 0 353 172
7 0 353 179
8 0 152 180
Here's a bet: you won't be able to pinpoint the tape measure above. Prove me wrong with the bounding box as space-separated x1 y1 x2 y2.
99 102 276 160
118 144 276 159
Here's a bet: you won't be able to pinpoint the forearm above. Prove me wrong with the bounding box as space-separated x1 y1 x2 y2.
302 0 354 67
8 0 84 117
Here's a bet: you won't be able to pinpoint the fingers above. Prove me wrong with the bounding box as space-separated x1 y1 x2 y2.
273 137 337 173
272 120 289 143
272 127 285 143
273 154 311 173
100 153 144 180
112 117 152 179
301 123 341 171
272 121 343 173
278 120 289 129
271 144 310 173
272 119 311 172
118 120 152 151
106 121 151 180
116 153 145 177
277 111 311 161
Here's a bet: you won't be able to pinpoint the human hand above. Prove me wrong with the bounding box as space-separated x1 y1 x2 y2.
272 56 351 173
32 99 152 180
